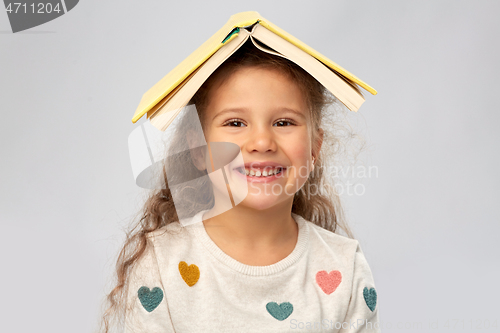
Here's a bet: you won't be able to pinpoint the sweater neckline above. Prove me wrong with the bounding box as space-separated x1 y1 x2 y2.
189 209 309 276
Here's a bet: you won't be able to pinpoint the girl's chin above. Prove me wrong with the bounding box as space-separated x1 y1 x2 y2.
237 193 290 210
238 202 280 211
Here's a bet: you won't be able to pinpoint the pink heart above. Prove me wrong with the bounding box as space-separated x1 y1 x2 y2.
316 270 342 295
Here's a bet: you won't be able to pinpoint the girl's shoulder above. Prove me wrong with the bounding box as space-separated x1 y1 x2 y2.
145 218 200 250
146 220 188 237
299 215 360 254
301 216 377 287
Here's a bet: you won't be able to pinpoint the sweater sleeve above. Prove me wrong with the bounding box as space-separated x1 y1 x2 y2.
123 236 176 333
339 242 381 333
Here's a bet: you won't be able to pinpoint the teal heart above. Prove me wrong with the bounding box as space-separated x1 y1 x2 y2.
363 287 377 312
266 301 293 321
138 286 163 312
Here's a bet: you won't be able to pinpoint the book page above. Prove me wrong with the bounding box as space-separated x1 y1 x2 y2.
251 23 364 111
150 28 252 131
249 35 287 60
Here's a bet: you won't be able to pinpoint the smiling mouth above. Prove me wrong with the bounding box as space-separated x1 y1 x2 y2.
235 167 285 178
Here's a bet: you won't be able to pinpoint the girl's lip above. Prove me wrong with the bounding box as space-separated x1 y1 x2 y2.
232 167 286 183
233 162 287 170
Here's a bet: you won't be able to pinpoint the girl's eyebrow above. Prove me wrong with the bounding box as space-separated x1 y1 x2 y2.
213 107 306 121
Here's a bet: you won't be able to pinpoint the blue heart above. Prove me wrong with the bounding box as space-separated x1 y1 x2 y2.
138 286 163 312
363 287 377 312
266 301 293 321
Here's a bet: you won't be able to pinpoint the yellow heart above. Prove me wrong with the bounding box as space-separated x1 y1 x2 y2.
178 261 200 287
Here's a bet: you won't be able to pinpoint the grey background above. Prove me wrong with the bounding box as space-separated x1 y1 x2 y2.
1 0 499 332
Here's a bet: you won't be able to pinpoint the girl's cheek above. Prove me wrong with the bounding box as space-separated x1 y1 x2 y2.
290 137 311 156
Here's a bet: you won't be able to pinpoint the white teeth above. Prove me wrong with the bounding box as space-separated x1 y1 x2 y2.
239 167 283 177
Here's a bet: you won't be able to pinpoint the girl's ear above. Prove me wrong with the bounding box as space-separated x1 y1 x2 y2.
312 128 324 160
186 129 206 171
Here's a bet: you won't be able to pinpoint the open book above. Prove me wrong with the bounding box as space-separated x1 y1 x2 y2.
132 11 377 131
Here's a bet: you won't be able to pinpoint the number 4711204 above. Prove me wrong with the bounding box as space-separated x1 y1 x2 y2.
444 319 497 330
6 2 62 14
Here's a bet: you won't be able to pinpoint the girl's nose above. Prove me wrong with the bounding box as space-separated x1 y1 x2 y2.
245 125 277 153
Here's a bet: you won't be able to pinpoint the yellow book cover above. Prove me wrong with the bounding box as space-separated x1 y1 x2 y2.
132 11 377 124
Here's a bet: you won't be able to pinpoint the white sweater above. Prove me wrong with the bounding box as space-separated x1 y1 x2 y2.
124 210 381 332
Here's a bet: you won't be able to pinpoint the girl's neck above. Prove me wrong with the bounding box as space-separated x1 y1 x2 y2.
202 199 298 251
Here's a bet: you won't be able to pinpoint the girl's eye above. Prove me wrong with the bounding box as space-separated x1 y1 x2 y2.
274 118 296 127
222 118 296 127
223 119 246 127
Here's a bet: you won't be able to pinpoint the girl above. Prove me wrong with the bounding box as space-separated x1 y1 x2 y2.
99 30 380 333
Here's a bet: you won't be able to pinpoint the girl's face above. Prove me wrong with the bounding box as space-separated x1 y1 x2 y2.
202 66 321 211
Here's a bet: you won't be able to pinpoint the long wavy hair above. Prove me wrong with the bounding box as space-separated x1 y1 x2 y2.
96 39 366 333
